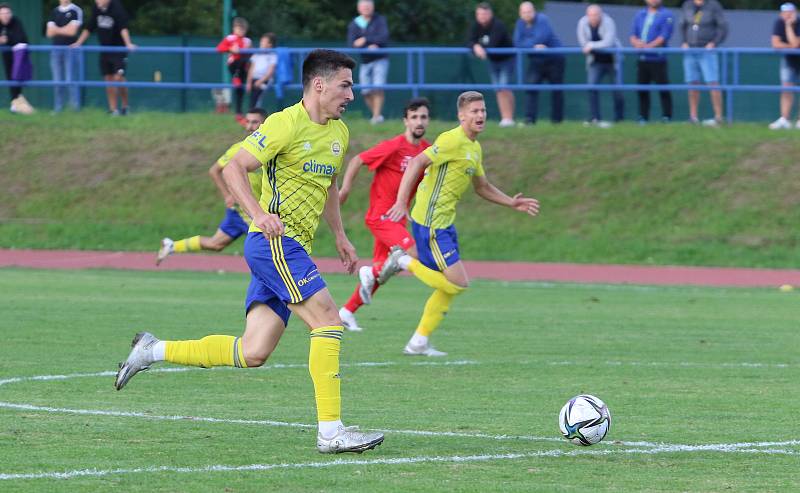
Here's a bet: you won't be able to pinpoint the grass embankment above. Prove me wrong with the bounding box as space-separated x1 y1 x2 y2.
2 111 799 267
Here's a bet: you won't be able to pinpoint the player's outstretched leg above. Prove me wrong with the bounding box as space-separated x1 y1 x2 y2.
156 238 175 266
115 331 160 390
403 289 455 357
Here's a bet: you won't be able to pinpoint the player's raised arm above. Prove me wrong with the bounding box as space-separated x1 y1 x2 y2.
386 152 432 222
338 154 364 205
324 179 358 274
472 174 540 217
223 148 284 237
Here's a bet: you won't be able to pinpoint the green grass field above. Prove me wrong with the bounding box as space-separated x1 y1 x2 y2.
3 111 800 267
1 267 798 492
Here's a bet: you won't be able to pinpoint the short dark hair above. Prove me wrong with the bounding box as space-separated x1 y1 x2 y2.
404 97 431 118
476 2 492 11
262 32 277 47
302 49 356 89
232 17 248 30
246 107 268 119
0 3 11 11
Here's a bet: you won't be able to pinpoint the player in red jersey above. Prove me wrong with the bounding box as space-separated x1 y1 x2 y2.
338 97 432 331
216 17 252 124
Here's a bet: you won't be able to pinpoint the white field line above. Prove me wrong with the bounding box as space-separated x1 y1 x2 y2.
547 360 796 369
0 360 477 388
1 445 798 481
3 401 800 452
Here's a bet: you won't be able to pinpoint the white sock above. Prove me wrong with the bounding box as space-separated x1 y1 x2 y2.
398 255 412 270
409 332 428 347
319 419 343 439
152 341 166 362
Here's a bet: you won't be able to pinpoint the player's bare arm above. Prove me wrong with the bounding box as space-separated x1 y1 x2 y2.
209 162 235 208
338 155 364 205
323 179 358 274
386 152 432 222
472 175 540 217
223 148 284 238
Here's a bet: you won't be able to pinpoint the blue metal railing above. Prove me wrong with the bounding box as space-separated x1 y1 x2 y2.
2 45 799 122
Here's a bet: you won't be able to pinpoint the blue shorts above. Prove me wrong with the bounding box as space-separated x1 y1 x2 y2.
489 58 515 86
243 232 327 325
683 52 719 84
359 58 389 95
218 208 250 239
412 221 461 272
780 57 800 85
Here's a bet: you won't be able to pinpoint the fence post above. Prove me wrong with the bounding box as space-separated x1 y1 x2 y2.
417 50 425 89
407 50 417 97
182 39 191 113
727 51 738 125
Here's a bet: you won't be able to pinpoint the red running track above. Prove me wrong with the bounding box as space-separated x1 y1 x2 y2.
2 248 799 288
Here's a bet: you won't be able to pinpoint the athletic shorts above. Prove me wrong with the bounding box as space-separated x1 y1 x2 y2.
99 52 127 76
218 208 250 239
411 221 460 272
683 52 719 84
359 58 389 95
366 217 415 267
243 232 327 325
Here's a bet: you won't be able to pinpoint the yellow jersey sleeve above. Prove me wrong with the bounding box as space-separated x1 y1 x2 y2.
423 131 458 166
474 142 485 177
241 112 293 165
216 142 242 168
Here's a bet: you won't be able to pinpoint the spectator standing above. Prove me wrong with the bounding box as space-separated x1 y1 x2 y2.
216 17 252 125
246 33 277 110
769 3 800 129
469 2 516 127
630 0 675 123
46 0 83 112
347 0 390 124
72 0 135 116
0 3 33 114
577 4 624 125
679 0 727 126
514 1 564 125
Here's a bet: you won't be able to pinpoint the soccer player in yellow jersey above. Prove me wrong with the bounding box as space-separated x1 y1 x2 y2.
155 107 267 266
115 50 385 454
384 91 540 356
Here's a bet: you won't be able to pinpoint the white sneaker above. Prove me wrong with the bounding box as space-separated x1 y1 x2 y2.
769 117 791 130
358 266 375 305
794 119 800 129
115 331 159 390
403 342 447 357
499 118 516 128
369 115 384 125
339 307 363 332
378 246 405 285
156 237 174 266
316 425 384 454
701 118 721 127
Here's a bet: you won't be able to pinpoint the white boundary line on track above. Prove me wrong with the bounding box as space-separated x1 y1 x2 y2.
1 445 798 481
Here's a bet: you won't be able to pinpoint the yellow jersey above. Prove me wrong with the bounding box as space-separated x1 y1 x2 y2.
241 101 349 253
411 125 485 229
216 140 263 222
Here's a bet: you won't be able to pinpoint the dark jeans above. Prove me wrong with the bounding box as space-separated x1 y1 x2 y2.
525 56 565 124
587 61 624 122
228 59 249 114
636 59 672 121
2 51 22 101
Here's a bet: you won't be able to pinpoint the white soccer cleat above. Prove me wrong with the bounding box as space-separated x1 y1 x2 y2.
316 425 384 454
769 117 791 130
358 266 375 305
378 246 406 285
156 238 174 266
339 307 363 332
403 342 448 357
115 331 159 390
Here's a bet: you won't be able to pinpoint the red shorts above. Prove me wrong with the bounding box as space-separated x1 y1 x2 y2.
366 218 415 267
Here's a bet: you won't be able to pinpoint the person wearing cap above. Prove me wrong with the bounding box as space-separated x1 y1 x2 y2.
679 0 728 126
769 2 800 129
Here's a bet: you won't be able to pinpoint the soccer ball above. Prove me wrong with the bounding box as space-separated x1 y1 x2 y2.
558 394 611 446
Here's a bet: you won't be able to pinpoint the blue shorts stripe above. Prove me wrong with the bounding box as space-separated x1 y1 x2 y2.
269 237 302 303
412 221 460 272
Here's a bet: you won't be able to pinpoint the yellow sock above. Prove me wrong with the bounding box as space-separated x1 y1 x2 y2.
173 236 202 253
416 289 458 337
308 326 343 422
164 335 247 368
408 258 465 295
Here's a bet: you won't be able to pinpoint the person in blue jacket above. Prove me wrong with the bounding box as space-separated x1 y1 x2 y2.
630 0 675 123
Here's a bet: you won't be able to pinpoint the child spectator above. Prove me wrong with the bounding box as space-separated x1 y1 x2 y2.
217 17 252 125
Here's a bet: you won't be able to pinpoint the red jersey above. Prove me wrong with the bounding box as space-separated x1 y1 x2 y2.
216 34 252 65
359 134 430 223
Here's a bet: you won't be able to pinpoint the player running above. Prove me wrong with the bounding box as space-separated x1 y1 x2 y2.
382 91 540 356
115 49 385 454
156 107 267 266
337 97 432 332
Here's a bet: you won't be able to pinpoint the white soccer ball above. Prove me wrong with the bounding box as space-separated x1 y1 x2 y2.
558 394 611 446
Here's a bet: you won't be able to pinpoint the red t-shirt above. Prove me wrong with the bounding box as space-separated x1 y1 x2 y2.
359 134 430 223
216 34 252 65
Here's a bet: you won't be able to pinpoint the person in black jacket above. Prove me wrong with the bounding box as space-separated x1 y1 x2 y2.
0 3 28 107
347 0 390 124
467 2 516 127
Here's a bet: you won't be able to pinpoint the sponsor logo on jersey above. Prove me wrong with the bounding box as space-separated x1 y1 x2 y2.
401 155 412 171
250 130 267 149
297 270 320 287
303 141 312 151
303 160 336 176
331 140 342 156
